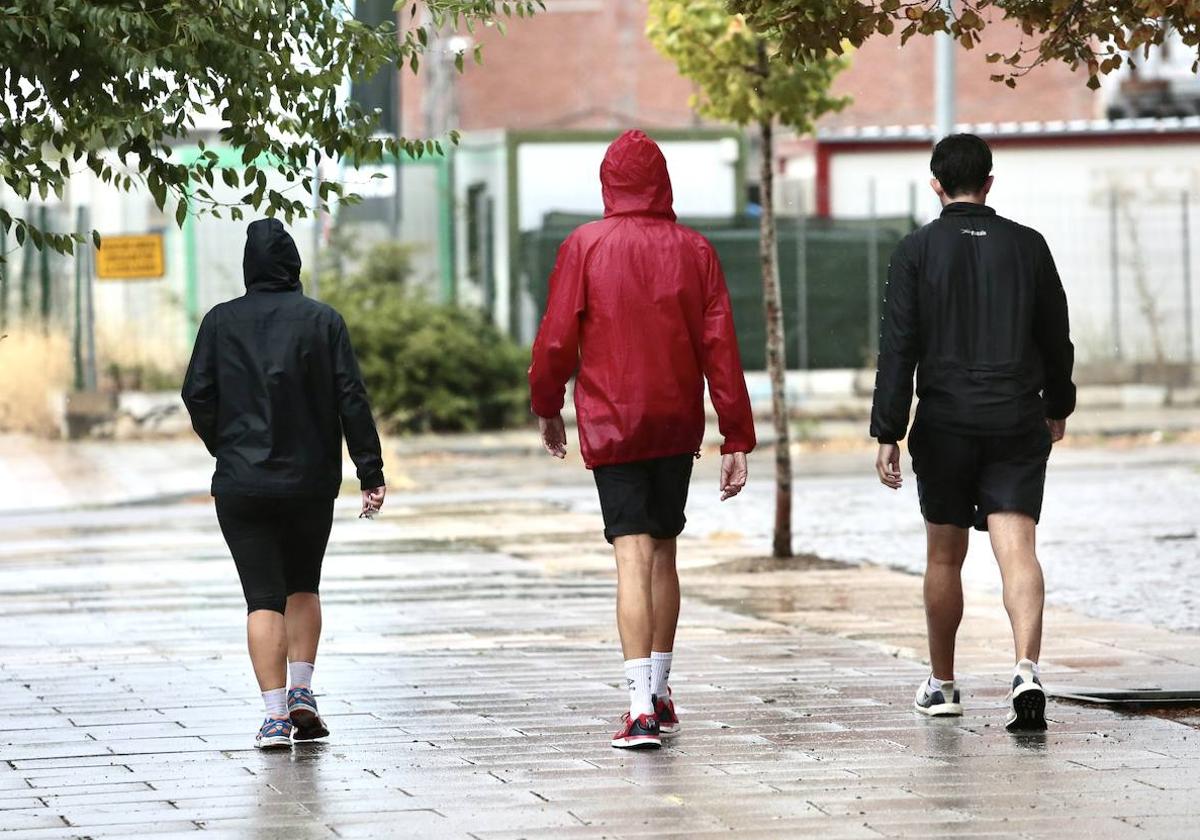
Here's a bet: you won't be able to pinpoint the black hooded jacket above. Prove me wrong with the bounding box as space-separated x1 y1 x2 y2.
181 219 384 497
870 202 1076 443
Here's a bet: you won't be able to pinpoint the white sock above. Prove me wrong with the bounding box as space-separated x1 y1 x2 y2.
1015 659 1040 680
929 675 952 692
262 687 287 720
624 658 654 717
289 661 314 691
650 651 673 700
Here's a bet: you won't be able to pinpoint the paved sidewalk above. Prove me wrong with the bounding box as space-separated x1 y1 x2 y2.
2 477 1199 838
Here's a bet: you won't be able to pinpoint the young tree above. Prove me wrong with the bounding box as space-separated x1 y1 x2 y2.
647 1 848 558
728 0 1198 89
0 0 542 254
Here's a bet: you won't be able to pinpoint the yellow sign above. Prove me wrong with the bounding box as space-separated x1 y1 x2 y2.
96 234 165 280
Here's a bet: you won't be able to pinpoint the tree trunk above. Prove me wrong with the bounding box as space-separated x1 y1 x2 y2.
758 116 793 559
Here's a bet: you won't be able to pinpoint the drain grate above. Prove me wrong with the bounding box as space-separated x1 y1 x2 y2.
1051 687 1200 706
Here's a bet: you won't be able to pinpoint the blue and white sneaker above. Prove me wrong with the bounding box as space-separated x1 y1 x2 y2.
1006 659 1047 732
288 687 330 741
914 677 963 717
255 717 293 750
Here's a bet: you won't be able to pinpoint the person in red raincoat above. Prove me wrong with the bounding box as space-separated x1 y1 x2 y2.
529 129 756 750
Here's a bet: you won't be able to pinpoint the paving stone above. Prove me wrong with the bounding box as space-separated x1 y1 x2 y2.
2 463 1198 839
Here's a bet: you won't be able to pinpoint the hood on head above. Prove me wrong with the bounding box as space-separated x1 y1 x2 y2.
600 130 675 220
243 218 302 292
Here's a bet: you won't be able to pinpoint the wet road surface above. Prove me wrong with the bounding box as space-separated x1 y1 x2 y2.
2 472 1200 838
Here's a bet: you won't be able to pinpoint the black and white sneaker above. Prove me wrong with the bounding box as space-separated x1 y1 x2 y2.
1006 659 1047 732
914 677 963 717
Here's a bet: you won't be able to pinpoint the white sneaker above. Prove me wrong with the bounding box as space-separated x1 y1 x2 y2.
914 677 963 717
1005 659 1047 732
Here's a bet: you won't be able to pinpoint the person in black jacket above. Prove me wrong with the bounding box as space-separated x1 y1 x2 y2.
182 218 386 750
870 134 1075 733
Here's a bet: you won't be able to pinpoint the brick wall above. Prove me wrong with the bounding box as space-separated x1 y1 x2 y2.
398 4 1101 137
401 0 703 134
822 20 1102 130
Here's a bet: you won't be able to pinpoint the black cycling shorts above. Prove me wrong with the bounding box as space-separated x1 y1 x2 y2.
592 453 695 544
215 495 335 614
908 420 1052 532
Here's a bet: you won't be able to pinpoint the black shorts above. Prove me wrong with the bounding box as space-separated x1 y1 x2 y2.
215 495 335 614
592 453 695 544
908 420 1052 532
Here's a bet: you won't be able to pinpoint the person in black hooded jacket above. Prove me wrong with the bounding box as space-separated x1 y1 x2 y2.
182 218 385 749
870 135 1075 734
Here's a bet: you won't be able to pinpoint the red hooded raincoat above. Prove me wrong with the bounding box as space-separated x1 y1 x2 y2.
528 130 756 468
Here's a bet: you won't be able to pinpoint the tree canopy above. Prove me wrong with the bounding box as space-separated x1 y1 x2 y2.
647 0 849 130
727 0 1200 91
1 0 542 254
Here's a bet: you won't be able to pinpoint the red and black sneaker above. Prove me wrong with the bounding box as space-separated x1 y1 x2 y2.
654 690 679 735
610 712 661 749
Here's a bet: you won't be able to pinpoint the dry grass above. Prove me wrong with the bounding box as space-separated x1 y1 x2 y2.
0 328 71 434
96 325 185 392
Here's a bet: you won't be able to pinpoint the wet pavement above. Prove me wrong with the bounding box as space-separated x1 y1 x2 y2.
3 443 1200 838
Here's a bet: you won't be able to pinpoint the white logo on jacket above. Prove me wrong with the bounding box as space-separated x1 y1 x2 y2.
960 229 987 236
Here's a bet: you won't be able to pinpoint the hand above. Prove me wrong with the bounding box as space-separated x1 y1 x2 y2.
539 414 567 459
1046 417 1066 444
361 485 386 518
720 452 748 501
876 443 902 489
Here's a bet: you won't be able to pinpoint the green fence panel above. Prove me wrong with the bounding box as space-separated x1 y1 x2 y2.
522 213 914 370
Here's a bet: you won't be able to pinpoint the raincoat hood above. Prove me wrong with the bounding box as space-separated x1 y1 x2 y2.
600 130 676 221
243 218 302 292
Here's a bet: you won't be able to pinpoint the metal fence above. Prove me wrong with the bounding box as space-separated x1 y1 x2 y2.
824 176 1200 370
0 203 99 391
1063 188 1197 369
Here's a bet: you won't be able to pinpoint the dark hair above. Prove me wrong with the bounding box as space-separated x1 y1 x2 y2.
930 134 992 197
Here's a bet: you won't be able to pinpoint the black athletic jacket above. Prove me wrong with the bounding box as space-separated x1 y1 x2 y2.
870 202 1075 443
181 219 385 497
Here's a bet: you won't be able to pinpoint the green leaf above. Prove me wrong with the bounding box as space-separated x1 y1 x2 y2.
0 0 543 223
176 199 188 228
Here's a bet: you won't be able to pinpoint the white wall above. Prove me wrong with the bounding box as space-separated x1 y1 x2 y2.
452 133 509 329
514 137 740 230
824 140 1200 365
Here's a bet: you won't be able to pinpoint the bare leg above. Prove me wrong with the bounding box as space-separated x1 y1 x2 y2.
924 524 970 680
650 538 679 653
247 610 288 691
285 592 322 666
987 512 1044 663
613 535 655 660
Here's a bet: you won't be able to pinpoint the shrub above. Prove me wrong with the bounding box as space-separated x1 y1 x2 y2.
323 243 528 433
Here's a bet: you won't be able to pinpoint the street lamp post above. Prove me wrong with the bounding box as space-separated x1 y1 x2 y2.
934 0 956 141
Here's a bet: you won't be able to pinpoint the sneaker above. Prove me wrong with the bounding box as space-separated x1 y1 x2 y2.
914 677 963 717
1006 659 1047 732
288 687 330 741
654 689 680 735
610 712 661 749
255 717 293 750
